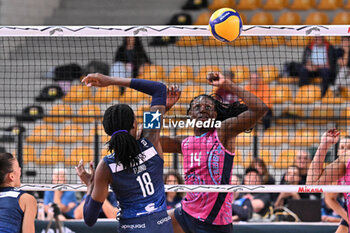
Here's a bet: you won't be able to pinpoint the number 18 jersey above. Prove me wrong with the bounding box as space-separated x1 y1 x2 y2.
103 138 166 219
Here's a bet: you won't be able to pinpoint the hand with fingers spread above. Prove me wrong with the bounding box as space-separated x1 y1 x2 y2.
166 84 181 111
81 73 116 87
320 129 340 146
75 160 95 187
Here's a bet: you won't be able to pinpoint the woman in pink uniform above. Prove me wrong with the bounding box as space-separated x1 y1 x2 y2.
307 130 350 233
167 72 268 233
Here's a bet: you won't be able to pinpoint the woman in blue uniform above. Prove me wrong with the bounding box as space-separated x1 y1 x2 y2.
0 152 37 233
76 73 179 233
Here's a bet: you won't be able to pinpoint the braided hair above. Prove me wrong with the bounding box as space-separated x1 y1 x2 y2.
0 153 15 185
103 104 142 171
187 94 248 122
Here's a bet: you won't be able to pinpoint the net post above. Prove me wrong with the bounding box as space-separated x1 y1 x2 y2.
93 121 100 168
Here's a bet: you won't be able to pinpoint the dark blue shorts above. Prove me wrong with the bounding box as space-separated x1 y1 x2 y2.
340 218 349 227
119 210 173 233
174 207 233 233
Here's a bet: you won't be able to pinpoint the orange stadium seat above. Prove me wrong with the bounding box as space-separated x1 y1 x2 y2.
257 65 279 83
316 0 341 10
72 105 102 124
37 146 65 165
289 0 316 10
259 36 285 47
231 37 259 47
332 12 350 25
138 65 166 81
249 12 275 25
13 145 38 164
321 89 344 104
275 149 298 169
235 133 252 147
194 65 222 83
163 153 173 168
26 124 56 143
289 128 320 147
178 86 205 104
229 66 250 83
83 125 110 144
202 37 227 47
276 12 302 25
63 85 92 103
260 127 289 146
276 105 305 125
54 124 84 143
270 85 292 104
233 150 243 167
101 147 110 160
285 36 311 47
338 107 350 126
44 104 73 123
304 12 329 25
305 106 335 125
262 0 288 10
293 85 321 104
91 86 120 103
176 36 203 47
118 88 150 103
65 146 94 166
236 0 262 10
168 66 194 84
208 0 235 10
194 11 212 25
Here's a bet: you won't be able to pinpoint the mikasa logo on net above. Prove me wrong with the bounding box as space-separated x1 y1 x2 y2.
143 111 221 129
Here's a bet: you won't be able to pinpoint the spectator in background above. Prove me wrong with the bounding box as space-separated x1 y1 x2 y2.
44 169 77 219
248 157 275 185
298 36 338 97
164 171 184 210
274 166 301 208
294 150 311 185
245 72 273 130
74 192 119 219
335 36 350 95
215 71 240 104
322 193 345 223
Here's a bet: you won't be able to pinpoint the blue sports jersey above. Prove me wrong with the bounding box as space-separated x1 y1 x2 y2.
0 187 25 233
103 137 166 219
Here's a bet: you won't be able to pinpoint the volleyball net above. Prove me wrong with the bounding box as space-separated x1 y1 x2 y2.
0 25 349 192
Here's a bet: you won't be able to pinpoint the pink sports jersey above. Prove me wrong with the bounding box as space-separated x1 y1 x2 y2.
181 129 234 225
339 159 350 227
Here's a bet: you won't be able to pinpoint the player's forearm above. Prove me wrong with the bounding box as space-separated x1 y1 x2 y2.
326 198 348 222
306 142 331 184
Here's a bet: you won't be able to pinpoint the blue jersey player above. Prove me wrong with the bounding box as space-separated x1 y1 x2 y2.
0 153 37 233
76 73 179 233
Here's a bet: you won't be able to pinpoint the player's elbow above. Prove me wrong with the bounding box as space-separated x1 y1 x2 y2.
84 216 97 227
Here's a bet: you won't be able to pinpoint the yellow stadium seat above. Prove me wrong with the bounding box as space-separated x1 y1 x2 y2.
37 146 65 165
276 105 305 125
194 11 212 25
276 12 302 25
316 0 341 10
321 89 344 104
176 36 202 47
44 104 73 123
138 65 166 81
13 145 38 164
54 124 84 143
261 128 289 146
257 65 279 83
249 12 274 25
270 85 292 104
72 105 102 124
262 0 288 10
101 147 110 160
91 86 120 103
236 0 262 10
178 86 205 104
285 36 311 47
65 146 94 166
305 106 334 125
332 12 350 25
338 107 350 126
63 85 92 103
304 12 329 25
168 65 194 83
163 153 173 168
278 76 299 84
275 149 298 169
231 37 258 47
202 37 227 47
160 127 171 136
289 128 320 147
345 0 350 9
83 125 109 144
208 0 235 10
233 150 243 167
293 85 321 104
235 133 252 147
194 65 222 83
118 88 150 103
259 36 285 47
229 66 250 83
289 0 316 10
26 124 56 143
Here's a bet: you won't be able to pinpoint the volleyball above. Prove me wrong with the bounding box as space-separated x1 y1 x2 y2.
209 8 243 42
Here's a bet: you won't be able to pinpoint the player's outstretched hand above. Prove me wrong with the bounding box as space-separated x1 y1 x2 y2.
82 73 115 87
320 129 340 146
207 72 230 88
166 84 181 110
75 160 95 186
